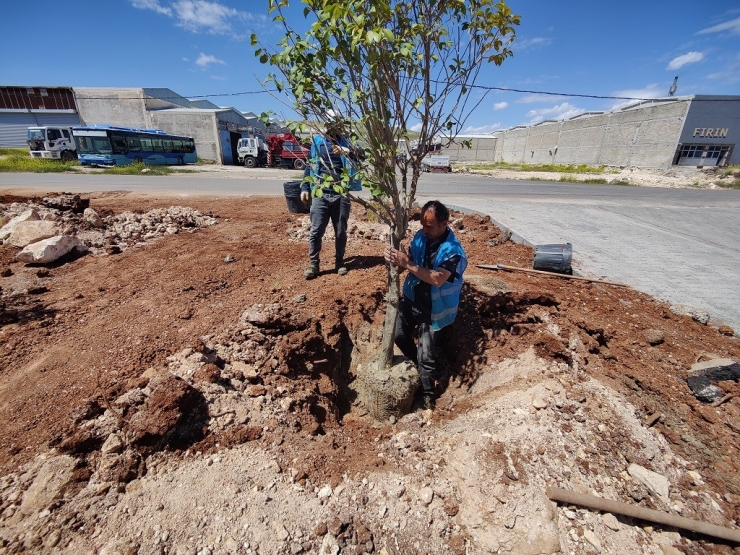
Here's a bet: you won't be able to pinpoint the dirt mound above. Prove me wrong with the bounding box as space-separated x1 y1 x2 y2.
1 193 739 554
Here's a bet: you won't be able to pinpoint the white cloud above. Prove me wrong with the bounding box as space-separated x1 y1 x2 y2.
131 0 172 16
517 37 552 50
173 0 251 35
132 0 254 36
410 123 422 133
493 102 508 110
667 51 705 70
525 103 584 124
517 93 558 104
463 124 501 134
697 16 740 35
195 53 226 68
609 84 664 110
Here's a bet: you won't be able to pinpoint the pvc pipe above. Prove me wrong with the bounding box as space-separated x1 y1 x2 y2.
546 486 740 544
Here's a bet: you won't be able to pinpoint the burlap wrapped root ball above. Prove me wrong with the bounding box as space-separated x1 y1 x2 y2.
354 357 419 421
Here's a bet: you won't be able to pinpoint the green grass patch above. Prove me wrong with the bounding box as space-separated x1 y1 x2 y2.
716 178 740 190
0 154 79 173
465 161 605 173
101 162 173 176
0 148 29 156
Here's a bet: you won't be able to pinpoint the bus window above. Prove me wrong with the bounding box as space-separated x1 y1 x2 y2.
140 138 152 151
110 134 129 154
152 139 163 152
127 138 141 152
184 139 195 153
93 137 112 154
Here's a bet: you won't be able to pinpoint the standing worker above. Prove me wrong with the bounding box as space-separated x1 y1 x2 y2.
300 112 362 279
384 200 468 410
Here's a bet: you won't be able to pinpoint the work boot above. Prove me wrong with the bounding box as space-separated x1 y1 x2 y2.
421 394 436 411
335 261 348 276
304 262 319 280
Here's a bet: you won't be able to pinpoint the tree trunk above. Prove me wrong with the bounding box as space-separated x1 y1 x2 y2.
380 263 400 368
379 227 404 369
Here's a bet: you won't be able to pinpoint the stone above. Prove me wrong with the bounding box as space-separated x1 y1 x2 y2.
644 329 665 345
83 208 104 228
16 235 83 264
7 220 58 248
419 487 434 505
602 512 620 530
718 325 735 336
19 454 77 516
0 208 39 241
689 358 740 382
686 375 724 403
628 463 670 504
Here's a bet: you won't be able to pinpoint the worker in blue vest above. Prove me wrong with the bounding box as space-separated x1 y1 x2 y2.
384 200 468 410
300 111 362 279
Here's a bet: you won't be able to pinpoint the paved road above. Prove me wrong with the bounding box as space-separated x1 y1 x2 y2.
2 171 739 332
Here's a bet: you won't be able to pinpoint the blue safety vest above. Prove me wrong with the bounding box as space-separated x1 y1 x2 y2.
402 229 467 331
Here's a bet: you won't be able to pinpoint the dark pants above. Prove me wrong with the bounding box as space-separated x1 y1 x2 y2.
394 295 439 398
308 192 351 267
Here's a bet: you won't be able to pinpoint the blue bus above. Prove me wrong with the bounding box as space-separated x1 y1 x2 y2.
72 125 197 167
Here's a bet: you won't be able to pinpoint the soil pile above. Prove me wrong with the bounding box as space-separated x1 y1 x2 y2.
0 193 739 554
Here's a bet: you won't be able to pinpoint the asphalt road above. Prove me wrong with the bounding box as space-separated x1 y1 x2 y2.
2 170 739 332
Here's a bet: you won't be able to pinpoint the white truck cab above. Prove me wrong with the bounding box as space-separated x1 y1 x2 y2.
236 135 268 168
27 126 77 161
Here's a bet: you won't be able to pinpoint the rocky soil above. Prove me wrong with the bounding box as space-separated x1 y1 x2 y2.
0 183 739 555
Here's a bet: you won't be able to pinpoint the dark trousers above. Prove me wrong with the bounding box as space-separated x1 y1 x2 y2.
308 192 350 266
394 295 439 397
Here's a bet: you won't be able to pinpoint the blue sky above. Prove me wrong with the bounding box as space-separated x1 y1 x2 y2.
2 1 739 133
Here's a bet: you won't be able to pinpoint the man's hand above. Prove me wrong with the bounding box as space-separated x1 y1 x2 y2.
332 145 350 155
384 245 452 287
300 191 310 204
384 246 409 269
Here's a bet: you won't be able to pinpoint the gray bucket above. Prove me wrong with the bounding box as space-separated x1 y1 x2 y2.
283 180 310 214
533 243 572 274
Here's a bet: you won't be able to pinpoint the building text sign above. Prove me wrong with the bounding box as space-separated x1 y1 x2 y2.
693 128 729 138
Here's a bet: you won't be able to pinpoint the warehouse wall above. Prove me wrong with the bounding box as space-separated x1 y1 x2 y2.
492 99 691 169
74 88 149 128
438 137 497 161
150 111 221 162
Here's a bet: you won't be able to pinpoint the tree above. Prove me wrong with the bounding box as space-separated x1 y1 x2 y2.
253 0 519 369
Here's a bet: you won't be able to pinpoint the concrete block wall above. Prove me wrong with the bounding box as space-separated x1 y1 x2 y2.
74 88 149 128
150 111 220 162
438 137 497 162
491 99 691 169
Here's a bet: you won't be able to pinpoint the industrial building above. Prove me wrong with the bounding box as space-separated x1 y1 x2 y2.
440 96 740 169
2 86 738 168
0 86 272 164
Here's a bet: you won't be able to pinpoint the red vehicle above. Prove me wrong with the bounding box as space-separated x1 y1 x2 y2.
266 133 309 170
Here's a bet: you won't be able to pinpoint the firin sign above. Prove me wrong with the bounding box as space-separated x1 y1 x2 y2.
692 128 729 138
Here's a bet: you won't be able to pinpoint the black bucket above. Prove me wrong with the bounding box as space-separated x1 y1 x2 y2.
533 243 572 274
283 180 310 214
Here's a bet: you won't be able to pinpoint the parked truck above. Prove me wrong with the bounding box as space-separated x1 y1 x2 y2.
236 135 268 168
27 126 77 161
266 133 309 170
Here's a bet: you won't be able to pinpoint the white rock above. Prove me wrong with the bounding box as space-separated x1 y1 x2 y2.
317 485 332 499
16 235 83 264
419 487 434 505
584 529 602 551
8 220 58 247
602 512 620 530
83 207 104 228
628 463 670 504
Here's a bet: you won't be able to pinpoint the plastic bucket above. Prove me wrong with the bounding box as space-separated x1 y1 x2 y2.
283 180 310 214
533 243 572 274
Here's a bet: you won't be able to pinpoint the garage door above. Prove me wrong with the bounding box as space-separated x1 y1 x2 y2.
0 112 81 148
